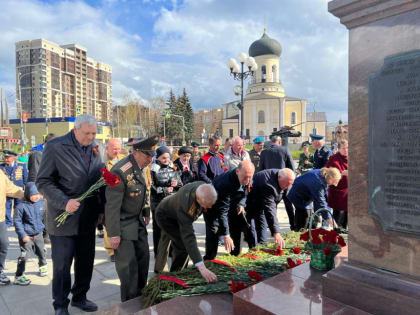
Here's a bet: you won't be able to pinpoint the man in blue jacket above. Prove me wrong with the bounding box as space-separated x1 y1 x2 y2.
203 161 254 259
1 150 28 227
246 169 295 249
13 182 47 286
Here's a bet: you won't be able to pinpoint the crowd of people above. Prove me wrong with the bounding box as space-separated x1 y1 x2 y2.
0 114 348 315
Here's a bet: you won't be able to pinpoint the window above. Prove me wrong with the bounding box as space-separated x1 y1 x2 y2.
291 112 296 124
261 65 266 83
312 128 317 134
273 128 277 132
229 129 233 138
258 110 265 123
246 129 250 138
271 65 276 82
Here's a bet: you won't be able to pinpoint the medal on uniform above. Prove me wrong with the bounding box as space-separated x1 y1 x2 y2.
15 167 23 180
129 192 135 197
127 174 133 181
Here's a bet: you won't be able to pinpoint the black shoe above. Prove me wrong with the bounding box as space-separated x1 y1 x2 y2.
110 255 115 262
71 299 98 312
55 308 69 315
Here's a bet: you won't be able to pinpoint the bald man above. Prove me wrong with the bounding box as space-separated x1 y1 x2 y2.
203 161 255 259
246 168 296 249
224 136 250 170
102 138 126 261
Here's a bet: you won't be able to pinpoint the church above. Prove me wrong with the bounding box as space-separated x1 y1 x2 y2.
222 29 327 142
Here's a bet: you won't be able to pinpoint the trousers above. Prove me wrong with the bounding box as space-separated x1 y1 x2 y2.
16 233 47 276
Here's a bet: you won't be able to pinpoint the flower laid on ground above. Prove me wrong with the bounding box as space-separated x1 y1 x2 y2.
248 270 264 282
261 247 283 256
55 168 121 227
300 229 347 248
230 280 248 293
157 275 189 289
293 247 301 254
241 254 261 260
207 260 238 273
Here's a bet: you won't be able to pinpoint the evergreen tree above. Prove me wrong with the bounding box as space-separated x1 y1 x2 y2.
180 88 194 142
165 89 183 143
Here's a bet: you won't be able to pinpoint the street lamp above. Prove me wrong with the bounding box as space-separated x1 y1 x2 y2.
17 70 37 152
226 53 258 137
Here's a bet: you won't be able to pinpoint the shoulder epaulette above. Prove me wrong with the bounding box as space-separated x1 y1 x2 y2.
120 161 133 173
322 146 330 153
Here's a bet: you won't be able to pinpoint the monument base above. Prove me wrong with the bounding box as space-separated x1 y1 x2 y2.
322 262 420 315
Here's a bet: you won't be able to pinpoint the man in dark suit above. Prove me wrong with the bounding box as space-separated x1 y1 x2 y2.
246 168 295 249
36 115 105 315
259 135 296 232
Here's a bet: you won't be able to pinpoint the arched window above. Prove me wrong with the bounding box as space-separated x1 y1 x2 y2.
258 110 265 123
271 65 277 82
261 65 266 83
291 112 296 124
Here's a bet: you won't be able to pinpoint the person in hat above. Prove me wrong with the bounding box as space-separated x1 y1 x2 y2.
105 135 159 302
1 150 28 227
249 136 264 170
190 142 201 169
310 134 332 169
297 142 314 175
150 146 182 264
173 146 197 185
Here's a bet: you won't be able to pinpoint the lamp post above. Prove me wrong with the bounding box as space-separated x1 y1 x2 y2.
226 53 258 137
17 71 37 152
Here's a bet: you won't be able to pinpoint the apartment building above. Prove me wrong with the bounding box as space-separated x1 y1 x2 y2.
15 39 112 122
193 108 223 141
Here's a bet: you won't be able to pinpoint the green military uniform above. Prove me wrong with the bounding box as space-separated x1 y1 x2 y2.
105 136 158 302
248 149 261 170
297 152 314 175
154 181 206 272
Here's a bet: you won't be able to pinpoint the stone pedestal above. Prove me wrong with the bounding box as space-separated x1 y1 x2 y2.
324 1 420 314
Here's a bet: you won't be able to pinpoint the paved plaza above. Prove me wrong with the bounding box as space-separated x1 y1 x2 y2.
0 205 291 315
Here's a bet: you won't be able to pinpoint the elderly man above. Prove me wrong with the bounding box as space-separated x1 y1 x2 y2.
1 150 28 227
0 171 24 285
198 136 224 183
246 168 296 249
204 161 255 259
101 138 125 262
224 136 250 170
105 136 158 302
248 136 264 170
259 135 296 232
310 134 332 169
155 182 218 282
36 115 105 314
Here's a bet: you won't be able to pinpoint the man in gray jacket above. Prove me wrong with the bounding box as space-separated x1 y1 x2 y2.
36 115 105 315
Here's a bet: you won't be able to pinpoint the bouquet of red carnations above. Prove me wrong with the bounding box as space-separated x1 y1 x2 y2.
300 209 346 271
55 168 121 227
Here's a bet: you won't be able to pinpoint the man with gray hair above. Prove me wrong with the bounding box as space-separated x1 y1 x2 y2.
224 136 250 170
37 114 105 315
246 168 296 248
154 182 218 283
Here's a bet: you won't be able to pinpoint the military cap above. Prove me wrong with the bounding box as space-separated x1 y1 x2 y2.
309 133 324 141
125 137 142 145
191 141 200 147
253 136 264 144
127 135 159 156
178 146 193 155
2 150 18 157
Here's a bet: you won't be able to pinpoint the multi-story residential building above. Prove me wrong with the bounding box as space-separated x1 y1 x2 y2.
193 108 223 141
15 39 112 122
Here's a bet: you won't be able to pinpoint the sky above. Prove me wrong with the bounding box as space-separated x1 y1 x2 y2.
0 0 348 123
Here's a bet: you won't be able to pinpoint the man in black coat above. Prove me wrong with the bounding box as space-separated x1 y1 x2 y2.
259 135 296 232
27 133 56 182
203 161 254 260
246 168 295 249
36 115 105 315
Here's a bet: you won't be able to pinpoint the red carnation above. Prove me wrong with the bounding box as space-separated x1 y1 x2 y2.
100 168 121 187
242 254 260 260
296 259 302 265
230 280 248 293
326 230 339 245
208 260 237 273
337 236 346 248
184 167 189 171
300 231 309 241
157 275 189 289
293 247 301 254
248 270 264 282
286 258 297 269
323 246 332 256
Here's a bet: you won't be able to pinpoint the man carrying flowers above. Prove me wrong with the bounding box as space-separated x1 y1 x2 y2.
105 136 159 302
36 115 106 315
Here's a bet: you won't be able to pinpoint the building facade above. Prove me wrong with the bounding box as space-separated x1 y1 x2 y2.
193 108 223 142
222 29 327 142
15 39 112 122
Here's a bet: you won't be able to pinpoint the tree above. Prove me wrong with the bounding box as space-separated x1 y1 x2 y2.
165 89 183 144
178 88 194 142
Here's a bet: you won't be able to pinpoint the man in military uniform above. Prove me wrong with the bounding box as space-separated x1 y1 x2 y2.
155 182 218 283
248 137 264 171
297 142 314 175
105 135 158 302
310 134 332 169
0 150 28 227
191 142 201 169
